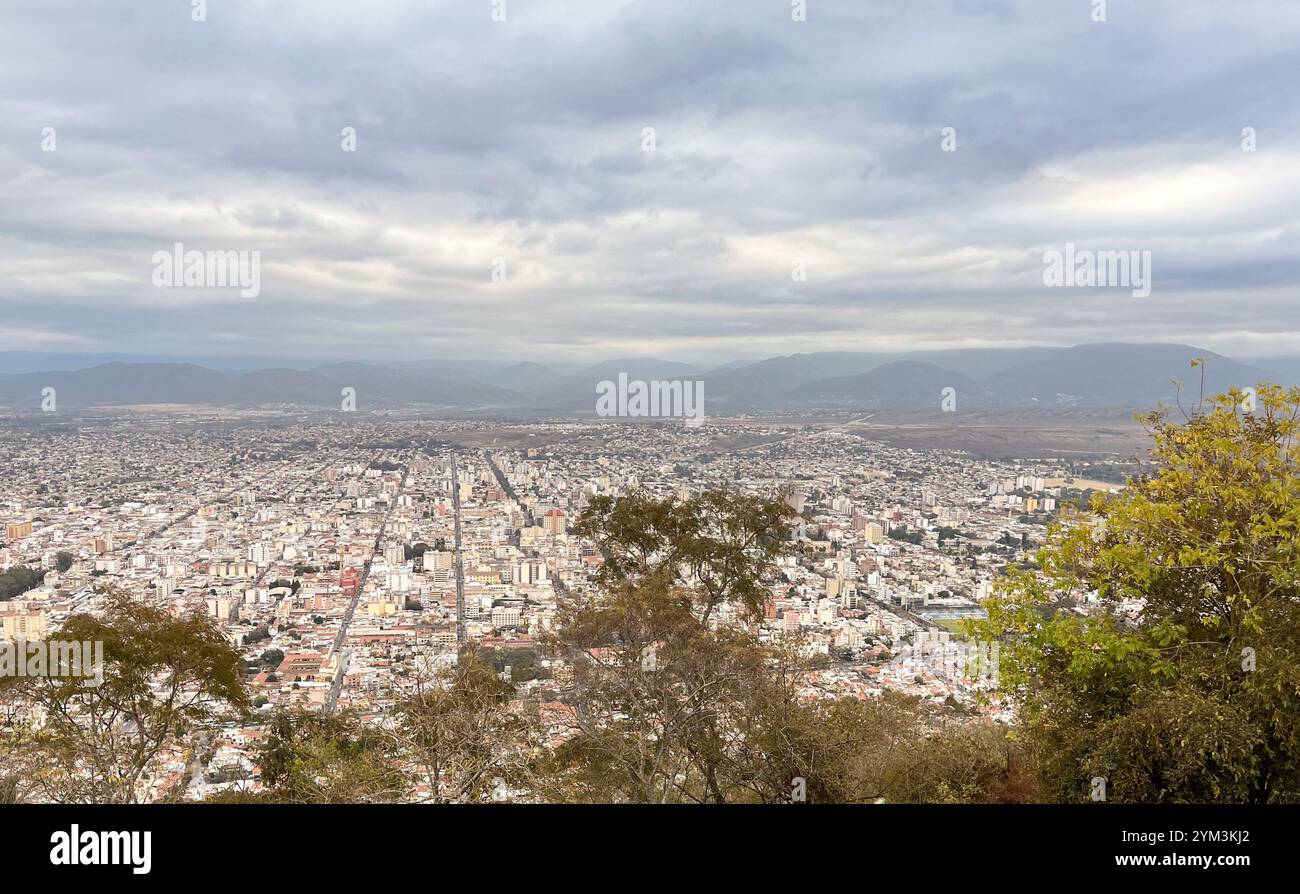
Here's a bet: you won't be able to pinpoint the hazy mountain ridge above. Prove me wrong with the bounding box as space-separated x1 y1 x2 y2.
787 361 990 411
0 344 1288 413
981 344 1271 407
0 362 525 410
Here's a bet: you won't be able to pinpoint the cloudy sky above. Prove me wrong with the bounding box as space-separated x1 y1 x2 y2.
3 0 1300 365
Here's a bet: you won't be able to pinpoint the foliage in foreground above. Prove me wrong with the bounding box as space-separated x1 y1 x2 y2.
1 591 248 803
975 382 1300 803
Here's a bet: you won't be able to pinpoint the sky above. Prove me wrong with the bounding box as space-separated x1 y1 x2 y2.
3 0 1300 365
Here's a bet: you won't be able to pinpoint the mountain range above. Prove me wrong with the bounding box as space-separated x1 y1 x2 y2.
0 344 1288 415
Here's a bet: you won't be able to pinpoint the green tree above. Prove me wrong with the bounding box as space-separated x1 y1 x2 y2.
251 710 404 803
0 565 42 600
546 490 963 803
391 650 537 803
574 489 794 622
974 383 1300 803
0 590 249 803
541 577 776 802
542 566 1030 803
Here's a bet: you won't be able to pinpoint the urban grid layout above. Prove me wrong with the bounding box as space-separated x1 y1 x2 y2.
1 412 1121 800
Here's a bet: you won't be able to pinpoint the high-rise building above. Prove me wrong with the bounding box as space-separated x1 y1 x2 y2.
543 509 566 535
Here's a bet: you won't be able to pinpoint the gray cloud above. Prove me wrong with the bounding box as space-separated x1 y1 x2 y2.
2 0 1300 364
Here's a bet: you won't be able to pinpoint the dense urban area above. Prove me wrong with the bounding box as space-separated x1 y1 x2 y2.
0 412 1125 801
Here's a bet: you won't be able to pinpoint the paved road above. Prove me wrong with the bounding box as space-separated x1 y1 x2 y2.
450 451 467 649
483 451 532 536
323 454 411 713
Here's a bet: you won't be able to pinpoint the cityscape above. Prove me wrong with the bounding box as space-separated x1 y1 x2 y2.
1 0 1294 875
0 405 1158 799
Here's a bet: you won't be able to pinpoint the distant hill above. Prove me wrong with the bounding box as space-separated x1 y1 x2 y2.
0 343 1292 413
1249 356 1300 386
574 357 703 382
703 354 838 406
521 358 705 411
701 348 1061 406
0 362 230 406
982 344 1277 408
0 362 523 410
894 347 1064 381
485 362 556 391
227 368 340 406
787 361 989 411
